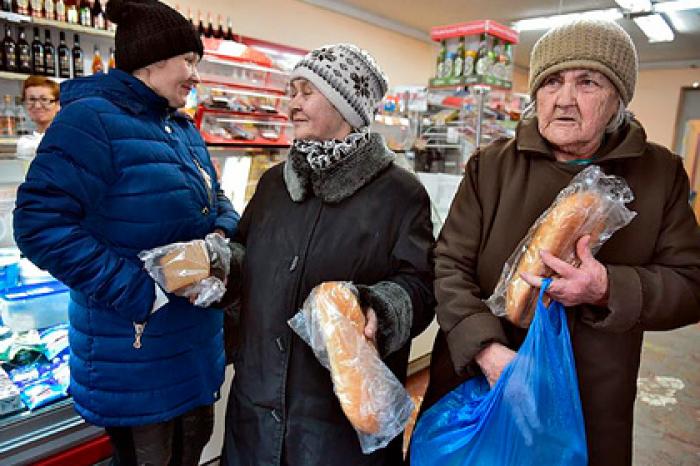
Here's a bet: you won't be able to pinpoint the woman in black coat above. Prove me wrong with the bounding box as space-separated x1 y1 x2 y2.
220 44 435 466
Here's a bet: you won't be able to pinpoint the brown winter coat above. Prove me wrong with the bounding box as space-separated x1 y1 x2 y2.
419 117 700 466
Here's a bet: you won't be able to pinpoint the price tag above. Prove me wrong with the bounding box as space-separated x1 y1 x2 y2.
446 127 459 144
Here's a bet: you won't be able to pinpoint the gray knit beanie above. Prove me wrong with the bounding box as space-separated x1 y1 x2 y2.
529 19 638 104
290 44 388 128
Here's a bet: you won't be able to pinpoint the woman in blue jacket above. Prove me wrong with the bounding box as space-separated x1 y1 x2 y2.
13 1 238 464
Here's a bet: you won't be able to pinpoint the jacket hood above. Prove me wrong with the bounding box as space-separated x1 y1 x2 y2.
59 69 171 115
515 116 648 163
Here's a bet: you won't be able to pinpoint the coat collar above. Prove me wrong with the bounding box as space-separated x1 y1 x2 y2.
515 116 648 163
283 132 395 203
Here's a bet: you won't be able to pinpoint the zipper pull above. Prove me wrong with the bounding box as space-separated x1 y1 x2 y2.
133 322 146 349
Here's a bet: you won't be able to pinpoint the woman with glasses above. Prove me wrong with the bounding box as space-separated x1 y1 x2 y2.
16 75 60 160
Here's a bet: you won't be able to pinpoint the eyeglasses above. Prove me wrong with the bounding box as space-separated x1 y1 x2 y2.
24 97 57 107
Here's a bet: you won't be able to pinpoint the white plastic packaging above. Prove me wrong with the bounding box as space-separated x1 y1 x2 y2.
288 281 415 454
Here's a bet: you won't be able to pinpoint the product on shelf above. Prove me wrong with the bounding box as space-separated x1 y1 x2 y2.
2 25 17 72
91 44 102 74
56 0 66 23
16 27 31 74
57 31 70 78
44 29 55 76
30 0 42 18
31 27 44 75
92 0 106 30
45 0 56 21
71 33 82 77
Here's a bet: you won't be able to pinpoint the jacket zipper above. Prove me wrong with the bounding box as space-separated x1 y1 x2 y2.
133 321 146 349
190 153 214 207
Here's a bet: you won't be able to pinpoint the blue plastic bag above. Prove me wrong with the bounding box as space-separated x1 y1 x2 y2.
411 279 587 466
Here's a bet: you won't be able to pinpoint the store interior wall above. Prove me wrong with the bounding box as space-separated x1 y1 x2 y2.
629 67 700 149
174 0 436 86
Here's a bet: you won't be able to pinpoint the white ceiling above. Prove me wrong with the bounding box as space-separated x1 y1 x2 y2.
312 0 700 68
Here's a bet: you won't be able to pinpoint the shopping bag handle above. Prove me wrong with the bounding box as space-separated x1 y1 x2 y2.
538 277 553 303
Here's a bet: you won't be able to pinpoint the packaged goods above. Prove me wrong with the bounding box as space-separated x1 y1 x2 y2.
288 282 414 454
485 165 636 327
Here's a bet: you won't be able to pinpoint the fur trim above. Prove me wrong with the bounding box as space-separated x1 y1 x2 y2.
356 281 412 356
284 133 395 203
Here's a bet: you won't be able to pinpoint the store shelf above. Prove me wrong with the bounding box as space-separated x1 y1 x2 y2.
199 79 288 98
199 107 288 121
0 12 115 38
203 135 291 148
0 71 66 83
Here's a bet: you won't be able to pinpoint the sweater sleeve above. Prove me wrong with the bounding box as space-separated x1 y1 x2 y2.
582 157 700 331
356 183 436 357
434 154 508 376
13 103 156 323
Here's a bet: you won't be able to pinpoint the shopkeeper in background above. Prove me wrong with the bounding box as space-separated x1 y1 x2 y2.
13 0 239 464
417 19 700 466
16 75 60 160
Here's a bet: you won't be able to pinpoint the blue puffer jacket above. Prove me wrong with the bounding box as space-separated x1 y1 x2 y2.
13 69 239 427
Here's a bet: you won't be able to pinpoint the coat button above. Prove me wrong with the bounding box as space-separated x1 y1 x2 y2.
289 255 299 272
201 206 209 215
271 409 282 423
164 125 172 134
275 337 285 353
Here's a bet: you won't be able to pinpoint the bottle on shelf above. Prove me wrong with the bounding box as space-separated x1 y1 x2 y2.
66 0 79 24
31 27 44 75
452 36 465 79
16 95 31 135
215 14 224 39
503 42 513 82
71 33 82 77
57 31 70 78
16 0 30 15
44 29 55 77
44 0 55 20
107 46 114 71
224 16 234 41
197 10 205 37
436 40 446 79
92 0 105 29
78 0 90 27
205 12 214 38
91 45 102 74
2 95 16 137
490 38 503 80
475 33 491 77
1 25 17 73
186 7 194 28
17 27 32 74
1 0 12 13
464 38 478 77
55 0 66 22
30 0 44 18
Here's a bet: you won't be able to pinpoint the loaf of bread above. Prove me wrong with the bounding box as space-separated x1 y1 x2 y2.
156 240 210 292
505 191 605 327
313 282 380 434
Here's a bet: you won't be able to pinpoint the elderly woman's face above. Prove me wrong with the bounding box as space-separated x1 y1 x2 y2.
144 52 200 108
288 79 351 141
536 69 619 153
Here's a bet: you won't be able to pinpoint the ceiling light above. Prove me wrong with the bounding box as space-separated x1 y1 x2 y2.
614 0 652 13
633 14 675 42
512 8 623 31
653 0 700 14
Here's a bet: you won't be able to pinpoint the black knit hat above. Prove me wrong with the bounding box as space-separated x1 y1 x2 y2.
106 0 203 73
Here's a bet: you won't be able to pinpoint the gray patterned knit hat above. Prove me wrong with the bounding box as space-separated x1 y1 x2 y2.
290 44 389 128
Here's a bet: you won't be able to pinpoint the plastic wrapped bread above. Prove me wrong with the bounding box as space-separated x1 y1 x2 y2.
485 165 637 327
288 281 415 454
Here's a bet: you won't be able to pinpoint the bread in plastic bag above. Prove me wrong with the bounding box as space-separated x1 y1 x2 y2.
485 165 636 327
138 233 232 307
288 281 415 454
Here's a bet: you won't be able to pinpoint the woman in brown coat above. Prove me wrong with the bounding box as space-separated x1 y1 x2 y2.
418 19 700 466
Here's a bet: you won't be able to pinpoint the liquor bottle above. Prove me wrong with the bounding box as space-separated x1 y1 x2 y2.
1 26 17 72
44 29 55 76
30 0 44 18
2 95 16 137
435 40 446 79
44 0 54 19
197 10 205 37
224 16 234 41
16 95 31 135
107 46 114 71
475 33 491 77
452 36 465 79
55 0 66 21
71 33 83 77
17 27 31 74
16 0 30 15
79 0 90 27
215 14 224 39
92 0 105 29
91 45 102 74
66 0 79 24
57 31 70 78
205 12 214 38
31 27 44 75
1 0 12 12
